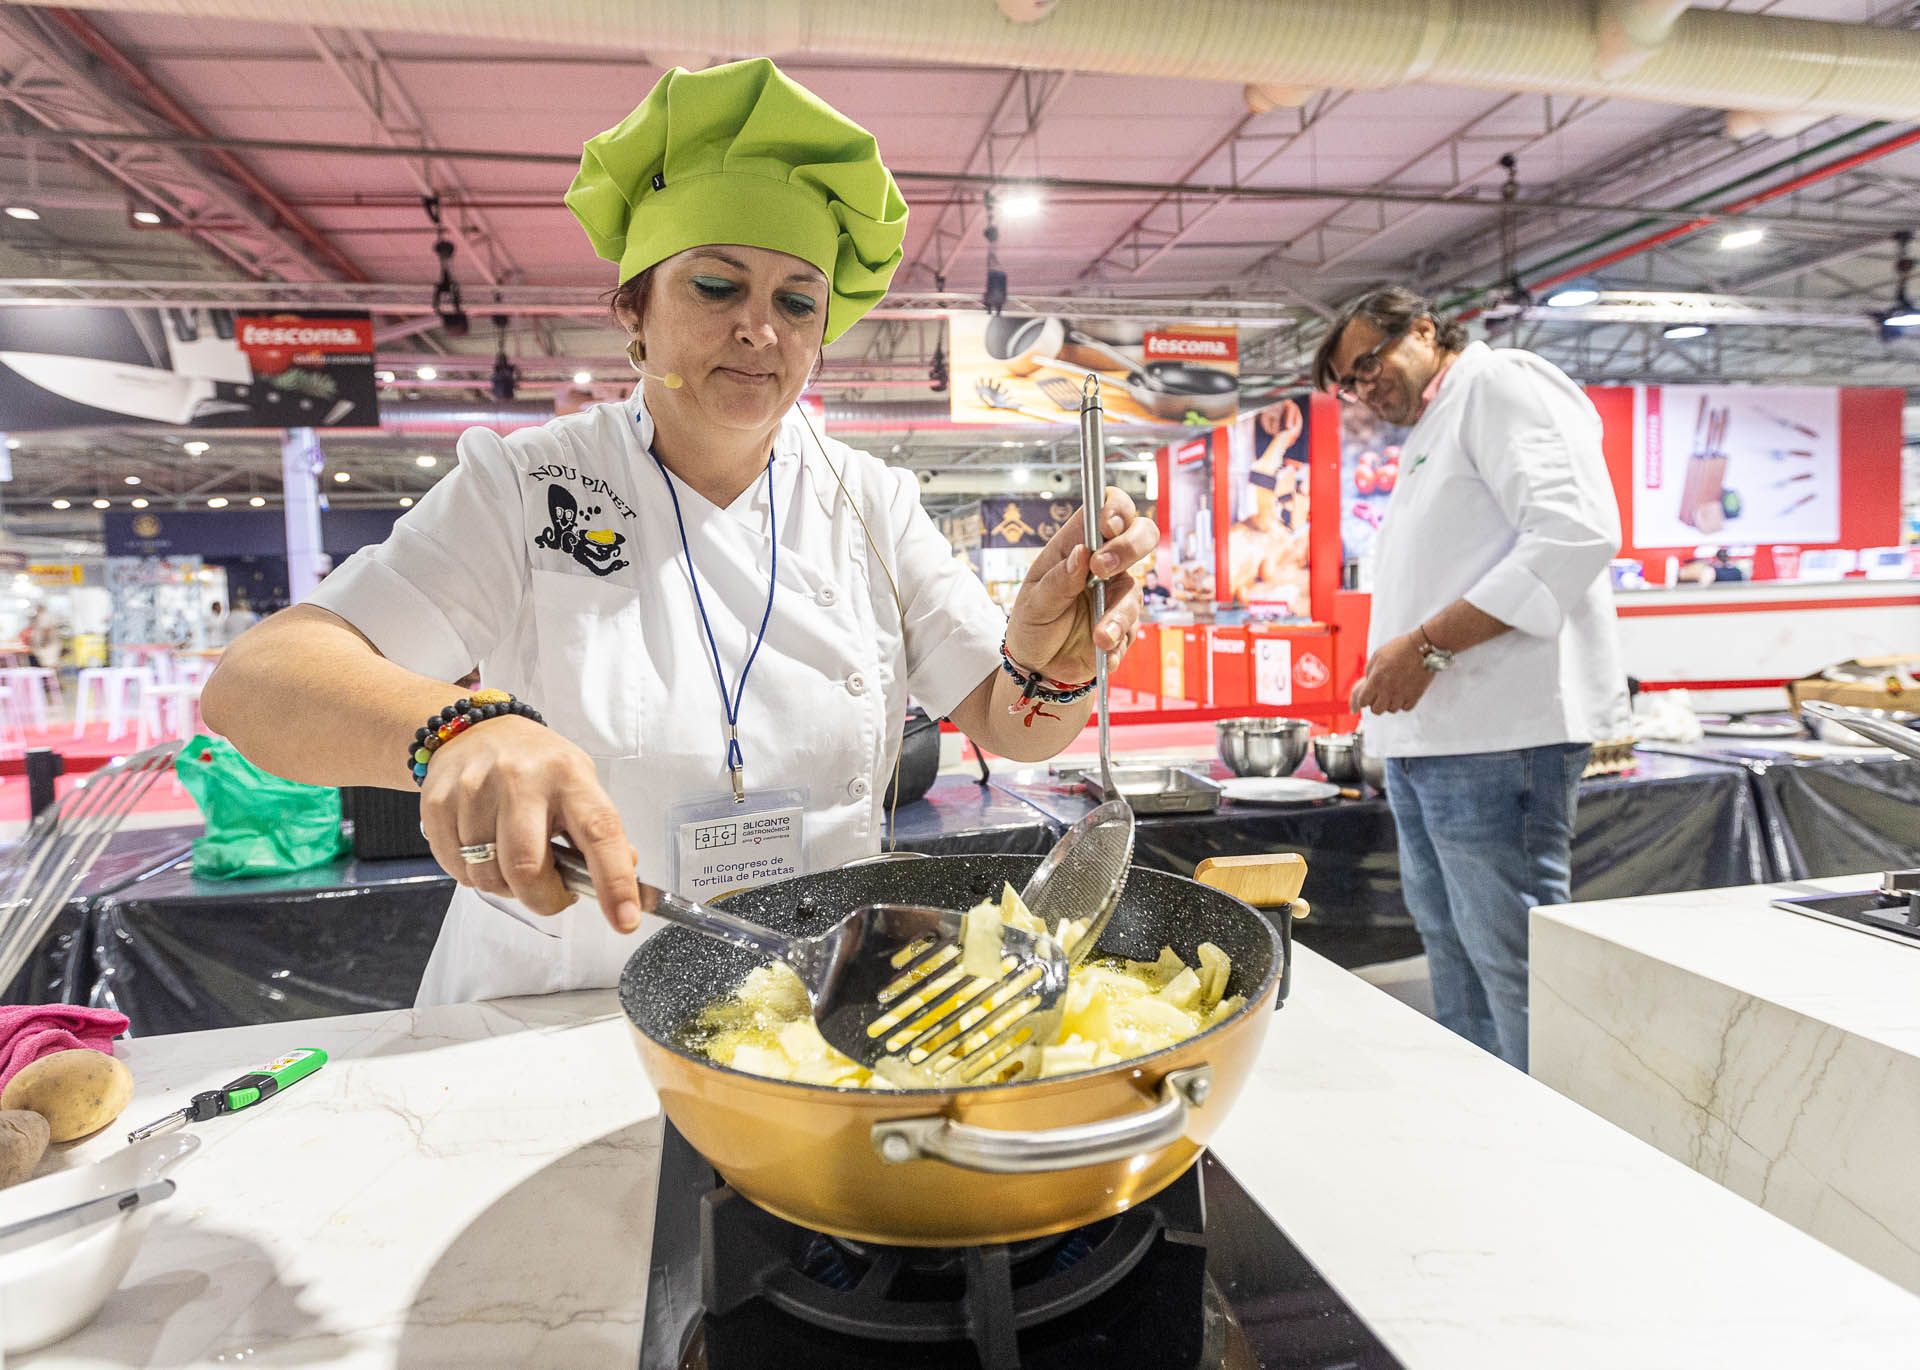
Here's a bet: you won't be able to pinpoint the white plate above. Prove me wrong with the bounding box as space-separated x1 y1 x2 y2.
1219 777 1341 805
1699 716 1805 739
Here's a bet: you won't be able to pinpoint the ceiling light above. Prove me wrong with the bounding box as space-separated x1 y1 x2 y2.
399 496 414 507
1883 309 1920 329
3 438 18 450
91 498 110 509
130 497 149 508
132 209 162 225
1545 287 1600 307
249 496 266 507
376 370 396 384
999 190 1042 219
183 440 210 455
50 499 70 510
124 475 142 485
1719 227 1765 251
572 370 593 385
1012 466 1031 484
1001 439 1019 448
4 206 40 221
207 496 229 508
333 471 351 483
416 366 438 381
414 453 437 467
1663 324 1708 340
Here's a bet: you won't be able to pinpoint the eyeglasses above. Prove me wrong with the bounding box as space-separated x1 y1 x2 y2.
1330 328 1406 404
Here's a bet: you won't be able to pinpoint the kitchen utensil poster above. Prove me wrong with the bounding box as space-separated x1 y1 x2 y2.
1633 385 1839 548
947 313 1239 427
0 305 379 431
1223 398 1311 612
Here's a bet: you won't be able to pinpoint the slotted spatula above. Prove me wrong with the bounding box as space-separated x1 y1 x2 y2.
551 844 1068 1087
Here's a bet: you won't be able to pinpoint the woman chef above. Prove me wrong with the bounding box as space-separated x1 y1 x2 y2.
203 58 1157 1006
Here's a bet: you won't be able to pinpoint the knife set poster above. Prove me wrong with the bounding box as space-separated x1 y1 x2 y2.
1631 384 1841 548
0 306 379 431
947 313 1240 428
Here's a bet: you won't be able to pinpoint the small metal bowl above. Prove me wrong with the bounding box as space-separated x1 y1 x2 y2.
1216 717 1310 778
1312 732 1365 785
1356 742 1387 794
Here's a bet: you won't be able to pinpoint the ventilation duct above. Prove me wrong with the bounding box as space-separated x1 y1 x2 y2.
16 0 1920 122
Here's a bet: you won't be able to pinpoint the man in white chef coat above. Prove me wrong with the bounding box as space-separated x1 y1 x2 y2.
1314 286 1629 1070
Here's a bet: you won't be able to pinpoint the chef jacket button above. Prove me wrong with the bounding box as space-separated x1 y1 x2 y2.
848 776 871 799
847 671 867 696
817 585 838 607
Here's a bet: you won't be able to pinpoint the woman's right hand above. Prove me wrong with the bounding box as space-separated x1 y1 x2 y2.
417 716 656 933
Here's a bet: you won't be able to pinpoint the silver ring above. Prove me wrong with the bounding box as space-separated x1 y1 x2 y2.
458 842 498 865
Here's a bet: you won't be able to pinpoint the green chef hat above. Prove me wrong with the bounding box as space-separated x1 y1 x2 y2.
565 57 907 344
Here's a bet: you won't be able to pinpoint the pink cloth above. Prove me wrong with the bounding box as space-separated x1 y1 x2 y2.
0 1004 128 1093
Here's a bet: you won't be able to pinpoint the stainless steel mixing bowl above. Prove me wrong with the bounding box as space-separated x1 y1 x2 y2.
1216 717 1310 777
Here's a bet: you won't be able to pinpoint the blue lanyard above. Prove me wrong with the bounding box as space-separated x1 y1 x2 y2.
649 446 778 804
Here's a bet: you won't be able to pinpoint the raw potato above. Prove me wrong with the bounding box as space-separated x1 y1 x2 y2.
0 1049 135 1143
0 1109 50 1187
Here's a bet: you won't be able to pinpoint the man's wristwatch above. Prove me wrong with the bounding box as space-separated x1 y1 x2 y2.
1416 624 1455 673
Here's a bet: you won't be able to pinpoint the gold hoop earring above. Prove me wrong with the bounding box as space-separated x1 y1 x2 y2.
626 337 646 373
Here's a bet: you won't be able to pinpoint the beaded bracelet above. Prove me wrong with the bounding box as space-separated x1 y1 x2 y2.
998 640 1095 706
408 688 546 786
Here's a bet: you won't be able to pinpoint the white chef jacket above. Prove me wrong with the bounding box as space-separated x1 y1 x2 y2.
1364 342 1630 758
309 386 1005 1004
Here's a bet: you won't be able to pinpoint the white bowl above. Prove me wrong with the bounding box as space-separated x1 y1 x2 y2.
0 1131 199 1352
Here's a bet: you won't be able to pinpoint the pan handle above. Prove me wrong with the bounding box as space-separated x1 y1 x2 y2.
870 1065 1211 1172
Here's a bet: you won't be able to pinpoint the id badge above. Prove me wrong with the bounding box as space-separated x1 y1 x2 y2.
667 786 808 899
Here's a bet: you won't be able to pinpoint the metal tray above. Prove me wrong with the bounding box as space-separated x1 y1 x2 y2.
1081 765 1222 814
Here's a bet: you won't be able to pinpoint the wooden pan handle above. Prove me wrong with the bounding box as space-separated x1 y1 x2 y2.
1193 853 1307 910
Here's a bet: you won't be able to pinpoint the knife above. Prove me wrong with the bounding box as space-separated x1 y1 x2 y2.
0 1179 175 1256
0 351 248 425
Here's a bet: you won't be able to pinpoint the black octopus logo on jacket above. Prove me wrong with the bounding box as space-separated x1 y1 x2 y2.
535 483 628 576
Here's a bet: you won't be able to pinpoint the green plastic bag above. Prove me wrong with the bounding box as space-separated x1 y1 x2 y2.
175 734 349 879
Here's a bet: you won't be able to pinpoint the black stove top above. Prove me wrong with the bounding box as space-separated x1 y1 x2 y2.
1775 870 1920 947
639 1121 1403 1370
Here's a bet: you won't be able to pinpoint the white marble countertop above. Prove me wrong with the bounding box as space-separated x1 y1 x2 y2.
1537 875 1920 1056
22 944 1920 1369
1532 875 1920 1295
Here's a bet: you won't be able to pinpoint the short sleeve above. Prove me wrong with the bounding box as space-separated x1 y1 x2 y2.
306 426 530 682
879 466 1005 719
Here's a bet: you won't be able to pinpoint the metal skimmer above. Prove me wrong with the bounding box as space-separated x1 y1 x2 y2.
1019 798 1137 968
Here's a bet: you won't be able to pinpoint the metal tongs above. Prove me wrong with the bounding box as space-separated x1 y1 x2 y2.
1799 699 1920 761
0 742 180 990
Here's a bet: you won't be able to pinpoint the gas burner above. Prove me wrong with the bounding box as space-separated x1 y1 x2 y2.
1775 869 1920 947
640 1122 1403 1370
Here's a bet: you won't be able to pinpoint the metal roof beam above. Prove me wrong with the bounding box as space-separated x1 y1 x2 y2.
1079 90 1347 281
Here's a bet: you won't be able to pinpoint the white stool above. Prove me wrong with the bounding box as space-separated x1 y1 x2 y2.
73 666 151 740
139 683 201 745
172 657 216 689
0 667 56 733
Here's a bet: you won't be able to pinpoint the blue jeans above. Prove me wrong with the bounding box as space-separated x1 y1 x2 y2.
1385 743 1589 1071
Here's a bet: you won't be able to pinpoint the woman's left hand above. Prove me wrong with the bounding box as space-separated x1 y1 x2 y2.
1005 488 1160 684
